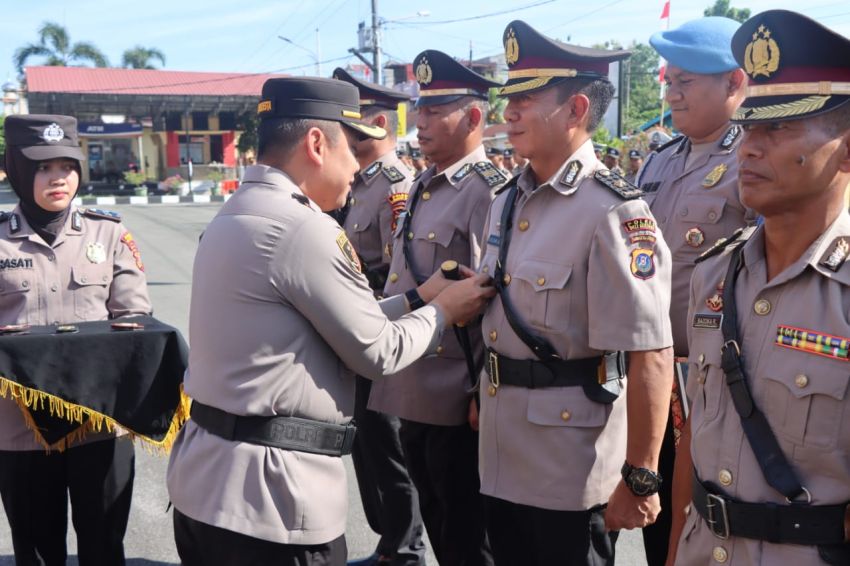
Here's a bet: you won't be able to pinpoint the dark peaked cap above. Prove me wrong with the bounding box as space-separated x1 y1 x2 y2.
257 77 386 139
332 67 410 110
500 20 630 96
5 114 85 162
413 49 502 108
732 10 850 123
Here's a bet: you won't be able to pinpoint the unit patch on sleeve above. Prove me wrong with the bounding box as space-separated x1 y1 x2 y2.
120 232 144 272
336 231 362 273
388 192 409 232
473 161 508 188
629 248 656 280
623 218 656 234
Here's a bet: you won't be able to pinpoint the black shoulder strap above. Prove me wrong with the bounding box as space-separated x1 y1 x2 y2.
656 135 684 154
400 180 429 285
719 245 805 500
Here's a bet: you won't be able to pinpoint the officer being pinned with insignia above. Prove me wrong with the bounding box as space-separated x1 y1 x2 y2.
367 49 506 566
635 17 758 565
668 10 850 566
330 67 428 566
0 114 152 565
166 77 495 566
478 20 674 566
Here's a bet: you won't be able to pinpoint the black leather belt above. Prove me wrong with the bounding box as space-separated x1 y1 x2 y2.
485 349 611 389
190 402 356 457
692 473 849 545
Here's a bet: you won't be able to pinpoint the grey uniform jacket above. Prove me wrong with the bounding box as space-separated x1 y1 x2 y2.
166 165 445 545
478 140 673 511
368 145 507 426
637 126 755 355
343 150 412 288
0 205 152 450
677 214 850 566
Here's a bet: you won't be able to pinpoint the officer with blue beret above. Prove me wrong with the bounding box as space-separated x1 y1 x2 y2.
636 16 757 566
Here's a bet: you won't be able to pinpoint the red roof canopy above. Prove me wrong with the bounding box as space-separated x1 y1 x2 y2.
25 66 286 97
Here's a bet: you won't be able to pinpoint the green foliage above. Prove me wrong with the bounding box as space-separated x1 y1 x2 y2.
0 120 5 157
123 171 147 186
487 88 506 124
704 0 751 22
122 46 166 69
236 112 259 155
14 21 108 74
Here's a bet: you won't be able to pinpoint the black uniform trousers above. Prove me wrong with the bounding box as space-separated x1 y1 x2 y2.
0 437 135 566
641 405 676 566
351 376 426 565
399 419 493 566
173 508 346 566
483 496 618 566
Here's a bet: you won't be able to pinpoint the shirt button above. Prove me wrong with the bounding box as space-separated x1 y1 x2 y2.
680 207 689 217
102 276 108 282
482 265 489 273
50 284 57 292
81 277 87 283
708 211 717 221
389 273 399 283
48 255 55 262
436 345 444 355
488 385 497 397
489 330 497 342
537 277 546 286
427 232 435 240
753 299 771 316
422 191 431 201
407 232 414 240
21 281 28 288
712 546 728 563
350 198 357 206
698 353 705 364
518 219 530 231
718 469 733 486
560 410 571 422
795 374 809 388
353 223 359 230
503 274 512 285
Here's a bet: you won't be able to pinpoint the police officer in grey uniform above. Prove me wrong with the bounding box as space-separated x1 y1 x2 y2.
603 147 625 176
330 67 427 566
0 114 152 566
478 21 674 566
668 10 850 566
636 16 756 566
166 77 495 566
368 50 506 566
626 149 643 184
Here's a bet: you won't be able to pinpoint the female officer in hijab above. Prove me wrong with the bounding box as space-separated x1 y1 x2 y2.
0 114 152 566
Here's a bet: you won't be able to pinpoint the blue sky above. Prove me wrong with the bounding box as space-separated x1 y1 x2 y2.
3 0 850 83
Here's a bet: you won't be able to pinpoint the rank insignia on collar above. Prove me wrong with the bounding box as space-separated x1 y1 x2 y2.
630 248 656 280
775 325 850 361
363 161 382 180
560 160 583 188
382 165 406 184
336 231 362 273
86 242 107 264
720 126 741 150
291 193 310 207
9 214 20 234
702 163 728 188
451 163 474 183
685 227 705 248
72 211 82 231
693 313 722 330
473 161 508 188
820 237 849 272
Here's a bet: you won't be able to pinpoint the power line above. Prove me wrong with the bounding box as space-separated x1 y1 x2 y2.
398 0 557 25
544 0 628 33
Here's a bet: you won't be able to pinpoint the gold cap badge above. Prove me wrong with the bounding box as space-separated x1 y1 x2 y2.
505 28 520 66
416 57 433 85
744 24 780 79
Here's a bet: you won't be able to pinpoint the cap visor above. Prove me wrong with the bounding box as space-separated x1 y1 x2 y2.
342 120 387 140
415 94 475 108
20 145 86 162
497 76 566 97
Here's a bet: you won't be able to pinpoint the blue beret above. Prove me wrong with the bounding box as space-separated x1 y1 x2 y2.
650 17 741 74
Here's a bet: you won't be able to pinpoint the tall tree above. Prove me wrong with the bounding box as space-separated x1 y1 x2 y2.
14 21 108 74
122 46 167 70
704 0 751 23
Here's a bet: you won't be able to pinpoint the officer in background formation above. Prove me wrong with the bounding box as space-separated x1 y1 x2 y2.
637 17 756 566
603 146 625 175
486 146 508 176
0 115 152 565
330 67 427 566
669 10 850 566
626 149 643 184
478 21 674 565
166 77 495 566
368 50 506 566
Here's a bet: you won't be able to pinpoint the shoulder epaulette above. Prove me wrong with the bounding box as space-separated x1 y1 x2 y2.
654 135 684 155
291 193 310 206
594 169 642 200
695 226 756 264
382 165 407 184
494 174 519 196
82 208 121 222
473 161 508 188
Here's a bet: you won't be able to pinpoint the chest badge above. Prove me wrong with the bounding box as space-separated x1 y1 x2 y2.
685 227 705 248
86 242 107 264
702 163 728 188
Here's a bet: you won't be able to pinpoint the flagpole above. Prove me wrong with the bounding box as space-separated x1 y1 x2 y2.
659 1 671 128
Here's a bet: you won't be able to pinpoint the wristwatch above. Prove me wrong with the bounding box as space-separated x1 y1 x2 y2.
621 461 662 497
405 288 426 311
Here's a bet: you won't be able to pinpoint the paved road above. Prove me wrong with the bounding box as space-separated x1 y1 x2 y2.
0 203 647 565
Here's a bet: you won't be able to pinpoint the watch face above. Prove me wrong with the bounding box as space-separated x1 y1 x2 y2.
629 469 659 497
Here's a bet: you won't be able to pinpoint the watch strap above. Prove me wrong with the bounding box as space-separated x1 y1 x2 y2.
405 288 426 311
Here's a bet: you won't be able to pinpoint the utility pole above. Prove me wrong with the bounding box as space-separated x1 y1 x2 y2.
371 0 381 84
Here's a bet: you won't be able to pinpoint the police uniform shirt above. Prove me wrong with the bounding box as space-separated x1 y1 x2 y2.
166 165 445 546
678 214 850 565
478 139 673 511
343 149 412 281
637 127 755 355
0 206 152 450
368 145 505 425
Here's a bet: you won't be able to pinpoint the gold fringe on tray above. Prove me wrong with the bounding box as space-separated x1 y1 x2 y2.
0 376 192 454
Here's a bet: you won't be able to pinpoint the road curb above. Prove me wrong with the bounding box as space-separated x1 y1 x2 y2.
71 194 233 206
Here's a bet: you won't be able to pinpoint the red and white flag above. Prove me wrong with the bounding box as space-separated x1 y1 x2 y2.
658 1 671 91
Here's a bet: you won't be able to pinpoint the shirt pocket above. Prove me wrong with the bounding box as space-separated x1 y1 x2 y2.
689 330 725 424
526 387 608 429
512 259 572 333
347 216 377 258
0 270 34 324
72 263 113 320
410 222 465 273
681 196 727 225
763 351 850 450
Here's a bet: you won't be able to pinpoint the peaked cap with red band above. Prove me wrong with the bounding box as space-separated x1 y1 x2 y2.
413 49 501 108
499 20 630 97
732 10 850 123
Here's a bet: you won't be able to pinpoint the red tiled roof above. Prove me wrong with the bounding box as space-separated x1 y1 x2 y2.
25 66 287 97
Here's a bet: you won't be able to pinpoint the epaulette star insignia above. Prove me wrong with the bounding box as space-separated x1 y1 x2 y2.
451 163 474 183
473 161 508 188
83 208 122 222
382 165 406 184
594 169 642 199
